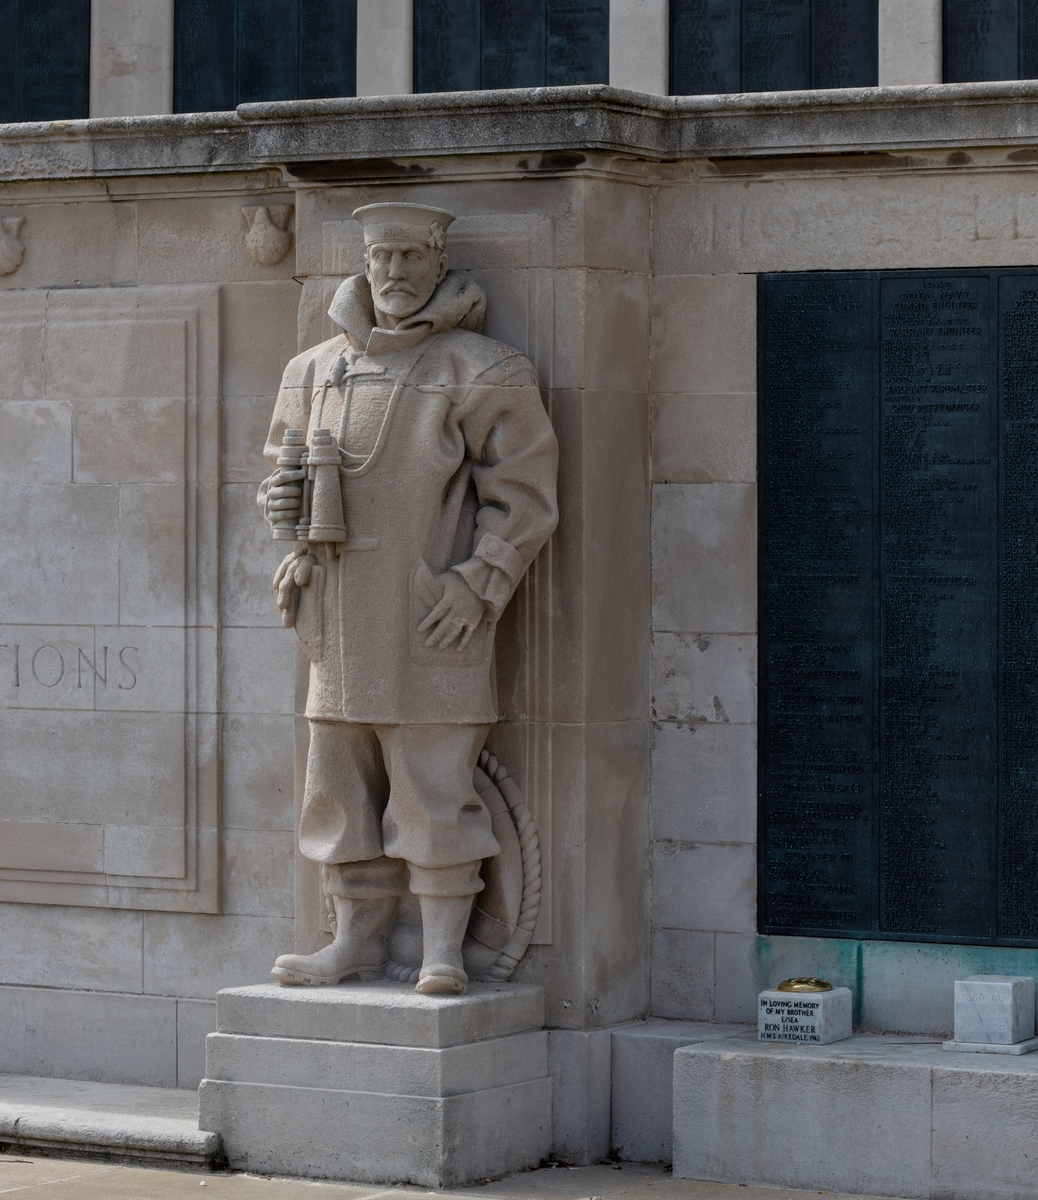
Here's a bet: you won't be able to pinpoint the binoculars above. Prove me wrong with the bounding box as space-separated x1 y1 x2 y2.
272 427 348 552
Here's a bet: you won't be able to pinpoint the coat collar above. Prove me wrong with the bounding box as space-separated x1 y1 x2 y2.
327 271 486 356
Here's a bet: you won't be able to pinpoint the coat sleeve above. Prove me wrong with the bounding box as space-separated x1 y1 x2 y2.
255 351 318 527
450 351 559 621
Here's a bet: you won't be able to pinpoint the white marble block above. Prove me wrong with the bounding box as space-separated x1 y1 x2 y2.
948 975 1035 1048
758 988 852 1045
198 982 550 1187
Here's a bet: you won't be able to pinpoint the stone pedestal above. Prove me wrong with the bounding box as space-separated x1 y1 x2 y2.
198 982 550 1187
942 974 1038 1054
757 988 852 1045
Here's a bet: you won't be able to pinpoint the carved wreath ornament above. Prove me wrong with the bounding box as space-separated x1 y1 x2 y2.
242 205 293 266
0 216 25 276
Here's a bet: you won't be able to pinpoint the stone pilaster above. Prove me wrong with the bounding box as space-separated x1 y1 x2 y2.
878 0 942 85
89 0 175 117
610 0 669 95
356 0 414 97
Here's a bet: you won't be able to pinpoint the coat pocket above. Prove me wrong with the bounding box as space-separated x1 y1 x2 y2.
295 562 326 663
409 559 491 668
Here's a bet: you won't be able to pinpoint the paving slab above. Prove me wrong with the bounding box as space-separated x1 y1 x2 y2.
0 1156 914 1199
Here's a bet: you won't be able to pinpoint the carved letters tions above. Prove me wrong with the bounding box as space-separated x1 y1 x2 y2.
758 269 1038 946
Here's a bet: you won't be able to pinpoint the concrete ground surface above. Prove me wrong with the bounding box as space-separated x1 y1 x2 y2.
0 1156 912 1200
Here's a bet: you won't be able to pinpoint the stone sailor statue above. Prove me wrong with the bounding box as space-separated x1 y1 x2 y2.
257 203 559 995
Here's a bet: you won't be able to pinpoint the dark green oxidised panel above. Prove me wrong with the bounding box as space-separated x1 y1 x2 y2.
670 0 877 94
0 0 90 123
413 0 608 92
759 267 1038 948
174 0 357 112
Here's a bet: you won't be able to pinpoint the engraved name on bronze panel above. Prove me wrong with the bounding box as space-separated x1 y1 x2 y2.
760 267 1038 947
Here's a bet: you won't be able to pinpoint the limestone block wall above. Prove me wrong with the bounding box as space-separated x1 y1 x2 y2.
0 170 302 1088
645 149 1038 1036
0 119 654 1092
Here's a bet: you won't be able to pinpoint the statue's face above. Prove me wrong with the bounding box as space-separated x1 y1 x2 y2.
365 239 448 324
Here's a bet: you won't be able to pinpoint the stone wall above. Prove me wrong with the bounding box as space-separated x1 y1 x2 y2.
6 85 1038 1096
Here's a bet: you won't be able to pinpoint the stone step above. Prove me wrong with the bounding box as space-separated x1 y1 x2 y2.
673 1031 1038 1200
0 1073 221 1168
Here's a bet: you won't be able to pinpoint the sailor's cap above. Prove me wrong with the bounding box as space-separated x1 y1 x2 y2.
352 202 456 250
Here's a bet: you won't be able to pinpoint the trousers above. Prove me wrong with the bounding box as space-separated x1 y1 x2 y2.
299 720 499 890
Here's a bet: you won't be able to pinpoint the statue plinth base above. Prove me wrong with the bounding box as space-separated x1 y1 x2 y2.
198 981 550 1187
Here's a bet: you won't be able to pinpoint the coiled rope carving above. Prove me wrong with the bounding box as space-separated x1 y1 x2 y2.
385 749 542 984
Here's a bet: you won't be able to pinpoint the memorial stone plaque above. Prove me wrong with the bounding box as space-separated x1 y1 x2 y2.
414 0 609 92
174 0 357 113
759 268 1038 947
944 0 1021 82
670 0 877 94
0 0 90 123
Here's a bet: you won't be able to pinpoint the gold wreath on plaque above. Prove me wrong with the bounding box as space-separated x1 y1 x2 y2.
776 977 833 993
381 750 542 984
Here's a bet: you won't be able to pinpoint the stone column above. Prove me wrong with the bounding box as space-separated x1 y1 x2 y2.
609 0 669 95
90 0 175 117
878 0 942 85
356 0 414 97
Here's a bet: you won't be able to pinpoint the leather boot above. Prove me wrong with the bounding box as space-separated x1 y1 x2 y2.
415 893 475 995
272 894 397 986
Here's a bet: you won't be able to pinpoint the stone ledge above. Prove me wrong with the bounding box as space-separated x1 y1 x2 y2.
5 81 1038 182
0 1073 220 1168
674 1032 1038 1200
216 981 545 1048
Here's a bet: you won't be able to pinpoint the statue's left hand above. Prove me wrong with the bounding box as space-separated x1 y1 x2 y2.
274 549 317 628
418 572 485 651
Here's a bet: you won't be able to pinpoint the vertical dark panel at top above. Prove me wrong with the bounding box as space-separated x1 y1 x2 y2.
17 0 90 121
0 0 19 124
482 0 546 86
743 0 811 91
811 0 878 87
944 0 1019 82
998 275 1038 940
758 274 878 937
1020 0 1038 77
175 0 236 112
299 0 358 99
670 0 742 95
546 0 609 85
238 0 299 103
878 275 997 940
413 0 482 92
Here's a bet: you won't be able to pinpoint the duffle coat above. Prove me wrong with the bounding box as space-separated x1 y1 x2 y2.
258 271 559 726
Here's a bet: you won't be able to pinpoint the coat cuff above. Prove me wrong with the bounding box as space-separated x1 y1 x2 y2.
452 534 526 621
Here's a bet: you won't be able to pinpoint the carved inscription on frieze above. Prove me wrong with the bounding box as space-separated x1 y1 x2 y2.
759 268 1038 946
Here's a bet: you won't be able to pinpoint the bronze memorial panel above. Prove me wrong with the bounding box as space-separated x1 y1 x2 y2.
759 268 1038 945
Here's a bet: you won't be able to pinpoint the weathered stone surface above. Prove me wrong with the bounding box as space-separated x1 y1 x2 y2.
675 1032 1038 1198
216 981 544 1047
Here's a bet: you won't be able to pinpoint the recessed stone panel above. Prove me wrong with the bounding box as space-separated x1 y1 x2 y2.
0 286 220 913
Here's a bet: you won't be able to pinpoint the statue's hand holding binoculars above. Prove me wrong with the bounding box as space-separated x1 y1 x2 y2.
265 464 306 529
